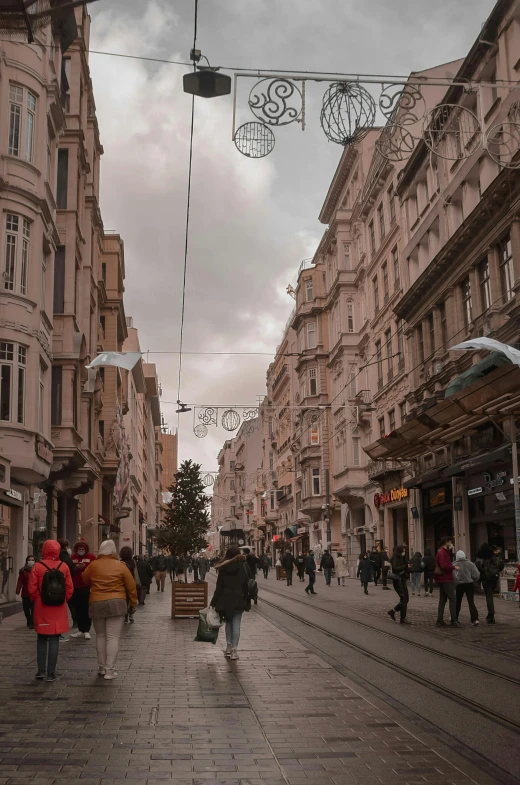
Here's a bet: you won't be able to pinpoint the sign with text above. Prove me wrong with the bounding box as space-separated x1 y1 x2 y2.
374 487 408 508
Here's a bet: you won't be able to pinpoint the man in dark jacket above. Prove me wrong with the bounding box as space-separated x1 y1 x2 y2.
320 550 335 586
166 554 177 582
295 552 306 582
154 553 168 592
422 548 435 596
243 549 259 578
369 547 381 586
387 545 410 624
434 536 460 627
259 554 270 579
135 556 154 605
282 551 297 586
304 552 317 595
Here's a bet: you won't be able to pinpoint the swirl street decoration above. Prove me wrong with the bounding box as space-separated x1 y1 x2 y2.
234 122 275 158
423 103 481 161
203 473 215 487
379 84 425 125
249 78 303 126
320 82 376 146
243 408 259 421
199 407 218 427
222 409 241 431
486 122 520 169
376 121 416 162
194 424 208 439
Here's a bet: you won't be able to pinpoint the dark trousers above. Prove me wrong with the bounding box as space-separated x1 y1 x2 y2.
22 596 34 627
424 573 435 594
482 579 497 620
381 567 389 587
37 634 60 676
169 570 175 582
373 567 381 585
456 583 478 622
392 579 409 620
323 568 332 585
262 567 269 579
305 573 316 594
286 571 293 586
297 567 305 582
437 582 456 623
138 585 148 605
72 586 91 633
363 581 369 593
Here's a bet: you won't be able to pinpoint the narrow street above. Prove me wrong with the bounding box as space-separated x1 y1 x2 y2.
0 579 518 785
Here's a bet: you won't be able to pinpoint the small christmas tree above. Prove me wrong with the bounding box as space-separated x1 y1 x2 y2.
156 460 209 575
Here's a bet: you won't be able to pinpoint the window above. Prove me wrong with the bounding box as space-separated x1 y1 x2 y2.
378 417 385 438
388 183 396 224
305 278 313 301
57 149 69 209
369 220 375 253
46 137 52 183
388 409 396 432
499 234 514 302
38 361 45 433
8 85 36 162
479 258 491 311
53 246 65 313
99 419 105 441
41 254 47 310
462 277 472 328
347 301 354 332
17 346 26 424
417 323 424 362
377 203 385 239
4 213 30 295
373 275 379 313
307 321 316 349
310 424 320 445
392 246 400 289
397 319 405 371
382 262 389 302
439 302 448 348
384 329 392 379
352 430 361 466
101 262 107 284
427 312 435 353
376 340 383 388
0 343 23 423
399 401 407 423
349 365 357 398
343 243 351 270
309 368 318 396
312 467 321 496
230 479 235 491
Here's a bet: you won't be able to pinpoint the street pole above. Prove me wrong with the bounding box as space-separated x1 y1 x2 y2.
510 415 520 563
325 468 331 549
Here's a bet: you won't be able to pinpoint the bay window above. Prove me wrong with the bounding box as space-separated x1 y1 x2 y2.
4 214 31 295
307 320 316 349
0 342 27 424
312 467 321 496
8 84 37 162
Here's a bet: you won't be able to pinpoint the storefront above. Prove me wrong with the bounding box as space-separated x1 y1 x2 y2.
421 482 453 555
374 484 409 552
466 466 518 563
0 483 29 606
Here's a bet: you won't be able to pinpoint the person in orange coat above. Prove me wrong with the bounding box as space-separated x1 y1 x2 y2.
28 540 73 682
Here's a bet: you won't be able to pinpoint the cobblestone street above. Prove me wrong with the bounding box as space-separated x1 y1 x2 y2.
0 585 507 785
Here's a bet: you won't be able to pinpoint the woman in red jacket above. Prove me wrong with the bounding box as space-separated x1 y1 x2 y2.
16 555 35 629
28 540 73 682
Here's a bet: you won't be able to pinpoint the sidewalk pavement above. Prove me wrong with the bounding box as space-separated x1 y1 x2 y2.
0 585 501 785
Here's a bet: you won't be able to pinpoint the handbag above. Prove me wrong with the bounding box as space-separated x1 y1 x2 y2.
387 571 399 581
206 606 223 629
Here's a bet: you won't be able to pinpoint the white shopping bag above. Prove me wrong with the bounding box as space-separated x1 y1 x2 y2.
206 606 223 629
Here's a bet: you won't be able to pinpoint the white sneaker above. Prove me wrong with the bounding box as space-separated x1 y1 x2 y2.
70 631 84 638
104 670 118 680
472 620 480 626
98 667 106 677
84 632 91 640
224 644 232 657
230 649 239 660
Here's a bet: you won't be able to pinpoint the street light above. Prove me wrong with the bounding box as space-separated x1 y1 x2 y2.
183 66 231 99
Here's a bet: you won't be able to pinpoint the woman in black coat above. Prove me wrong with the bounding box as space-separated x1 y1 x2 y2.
211 545 251 660
388 545 410 624
357 552 374 595
422 548 435 597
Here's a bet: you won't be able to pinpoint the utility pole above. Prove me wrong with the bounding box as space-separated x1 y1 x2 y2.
325 468 331 548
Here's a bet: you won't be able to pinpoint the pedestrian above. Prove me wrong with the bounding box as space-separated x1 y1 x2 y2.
70 539 96 640
320 549 335 586
304 551 318 595
295 552 306 582
134 555 153 605
475 543 504 625
454 550 480 625
211 545 251 661
244 548 259 578
16 555 35 629
192 557 200 583
282 550 296 586
166 553 177 582
81 539 137 680
434 535 461 627
422 548 435 597
369 547 381 586
387 544 410 624
335 552 348 586
120 546 140 623
357 552 374 594
28 539 73 681
259 553 270 579
409 551 423 596
199 556 208 582
513 564 520 604
58 538 77 634
154 553 168 591
356 553 364 586
380 547 391 590
176 557 186 583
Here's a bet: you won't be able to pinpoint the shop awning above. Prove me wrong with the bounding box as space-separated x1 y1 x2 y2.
443 445 511 476
444 352 510 397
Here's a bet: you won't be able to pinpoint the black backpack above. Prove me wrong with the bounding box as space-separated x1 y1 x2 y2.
323 554 334 568
40 562 66 606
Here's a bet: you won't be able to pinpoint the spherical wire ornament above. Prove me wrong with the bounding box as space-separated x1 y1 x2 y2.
221 409 241 432
249 78 302 126
423 104 481 161
376 121 416 163
194 424 208 439
320 82 376 146
485 122 520 169
234 122 275 158
203 473 215 487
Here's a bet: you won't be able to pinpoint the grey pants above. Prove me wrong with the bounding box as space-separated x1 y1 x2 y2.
92 615 125 671
37 634 60 675
437 582 456 623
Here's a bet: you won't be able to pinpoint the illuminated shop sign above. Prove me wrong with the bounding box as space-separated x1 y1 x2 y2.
374 487 409 507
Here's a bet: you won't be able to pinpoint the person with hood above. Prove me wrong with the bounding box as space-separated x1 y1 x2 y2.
335 552 348 586
475 543 504 624
320 549 335 586
357 552 374 594
434 536 460 627
454 550 480 625
120 546 140 623
243 548 259 578
422 548 436 597
70 539 96 640
259 553 270 579
28 540 73 681
16 555 36 628
295 552 306 582
81 539 137 679
210 546 250 661
134 555 153 605
380 547 391 590
387 544 410 624
304 551 318 595
408 551 423 596
153 553 168 591
282 550 296 586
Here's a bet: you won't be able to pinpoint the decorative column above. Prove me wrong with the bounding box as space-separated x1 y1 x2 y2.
487 246 502 307
432 306 442 355
469 265 482 320
510 218 520 285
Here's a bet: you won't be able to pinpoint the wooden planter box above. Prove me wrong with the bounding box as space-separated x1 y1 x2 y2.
171 581 208 619
276 566 287 581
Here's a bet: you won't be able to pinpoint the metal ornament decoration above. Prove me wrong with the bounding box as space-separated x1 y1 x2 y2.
194 424 208 439
320 82 376 146
234 122 275 158
376 121 416 162
486 122 520 169
379 83 425 125
243 408 259 421
249 78 302 126
199 407 218 427
221 409 241 431
423 103 481 161
202 473 215 487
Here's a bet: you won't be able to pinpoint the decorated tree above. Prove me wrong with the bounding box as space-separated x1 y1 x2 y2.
156 460 209 569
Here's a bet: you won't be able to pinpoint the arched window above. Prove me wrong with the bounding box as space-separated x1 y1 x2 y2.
347 301 354 333
352 428 361 466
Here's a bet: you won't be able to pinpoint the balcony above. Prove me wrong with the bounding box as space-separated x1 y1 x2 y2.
264 510 279 523
272 364 288 393
368 458 405 481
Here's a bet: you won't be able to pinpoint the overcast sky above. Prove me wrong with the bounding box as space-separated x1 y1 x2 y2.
88 0 496 474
